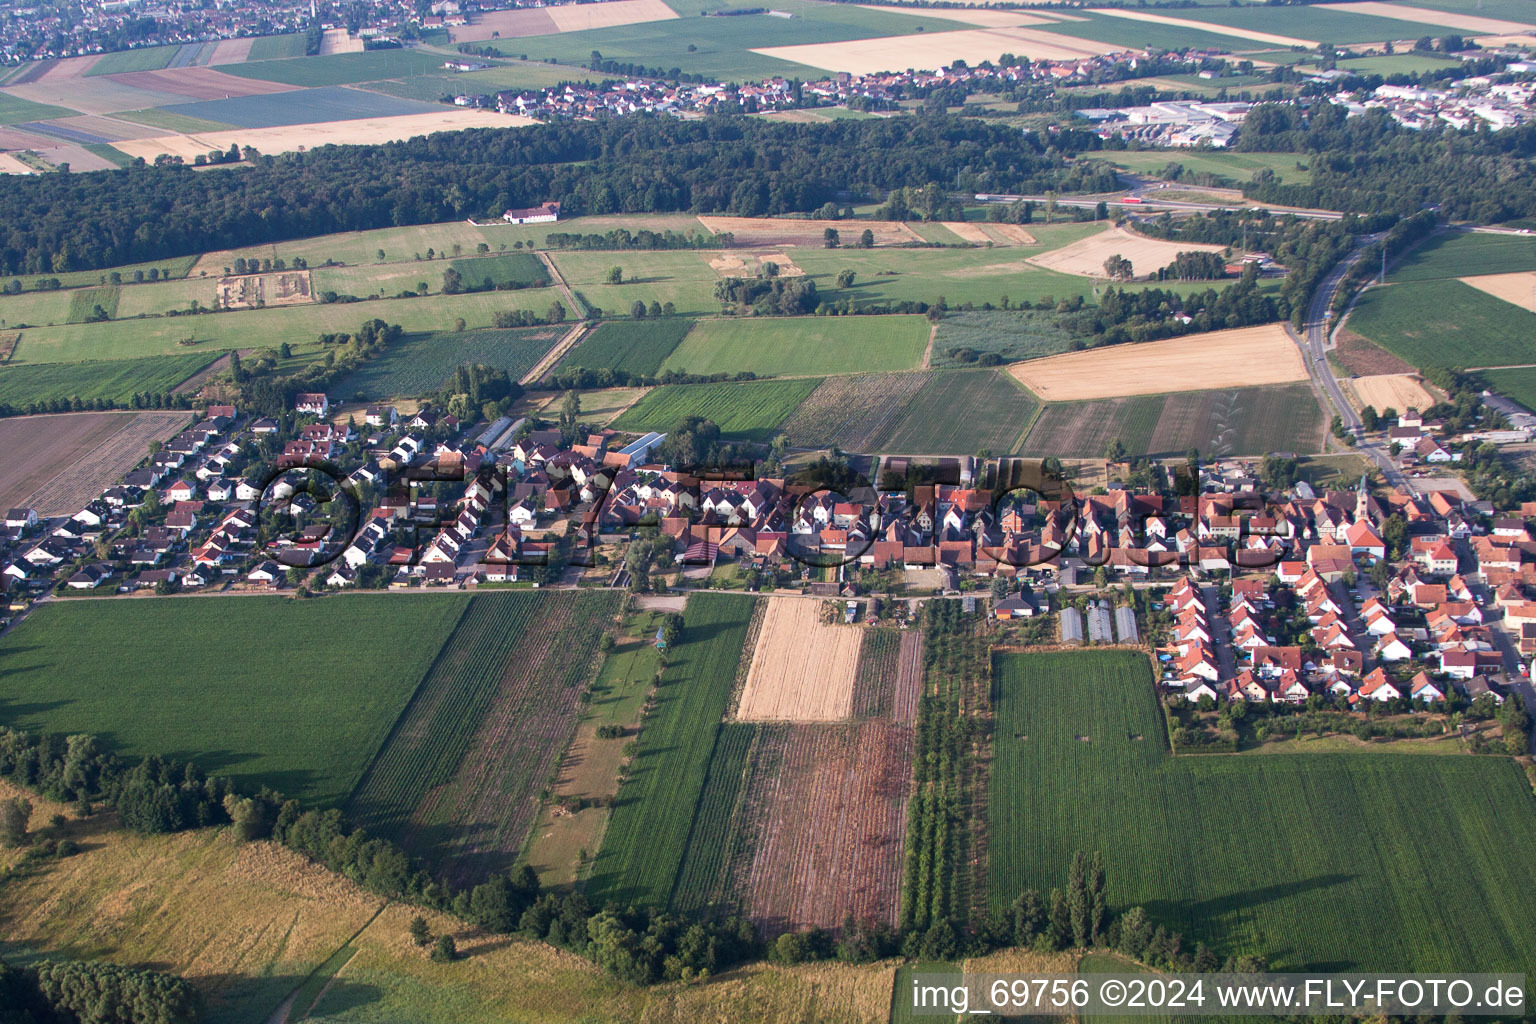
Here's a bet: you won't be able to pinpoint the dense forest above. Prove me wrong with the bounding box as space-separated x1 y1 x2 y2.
1238 102 1536 222
0 115 1115 276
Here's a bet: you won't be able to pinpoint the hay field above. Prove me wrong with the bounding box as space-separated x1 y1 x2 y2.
1319 1 1534 34
1348 373 1434 414
736 598 864 722
549 0 679 32
1009 324 1306 401
0 410 186 515
753 25 1121 75
1087 7 1317 47
697 215 921 247
111 109 535 162
1026 224 1226 279
1460 270 1536 313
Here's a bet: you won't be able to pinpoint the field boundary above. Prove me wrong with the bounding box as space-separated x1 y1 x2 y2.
522 321 588 385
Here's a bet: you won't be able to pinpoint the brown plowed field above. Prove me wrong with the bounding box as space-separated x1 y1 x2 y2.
107 67 300 100
736 722 914 935
1332 326 1414 376
2 411 188 515
893 630 924 723
736 598 864 722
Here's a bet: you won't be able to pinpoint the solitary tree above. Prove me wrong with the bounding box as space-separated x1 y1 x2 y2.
0 797 31 848
859 229 875 248
606 266 623 285
431 934 458 962
836 269 856 289
409 915 433 947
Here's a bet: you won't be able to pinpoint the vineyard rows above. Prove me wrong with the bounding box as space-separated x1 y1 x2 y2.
344 589 620 884
669 722 758 917
585 594 757 909
850 629 925 721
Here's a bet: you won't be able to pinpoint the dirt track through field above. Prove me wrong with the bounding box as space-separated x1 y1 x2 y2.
1025 224 1225 279
735 722 913 934
6 410 189 515
1008 323 1306 401
736 598 864 721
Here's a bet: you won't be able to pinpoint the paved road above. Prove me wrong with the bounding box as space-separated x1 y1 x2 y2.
1286 234 1409 491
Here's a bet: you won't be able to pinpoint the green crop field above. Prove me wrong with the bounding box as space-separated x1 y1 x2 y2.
855 369 1037 455
66 286 120 324
612 377 821 442
0 353 214 406
345 590 620 881
660 315 929 376
1389 232 1536 283
1040 14 1265 54
1022 383 1325 459
931 310 1079 367
85 45 178 75
242 33 310 60
1346 280 1536 370
361 62 588 102
586 594 756 908
219 49 449 87
788 246 1096 311
559 318 694 376
113 277 215 319
1335 53 1463 76
669 721 757 916
447 250 548 288
1482 367 1536 413
988 650 1536 973
111 108 236 133
336 325 564 399
8 286 563 364
1103 150 1310 186
0 92 73 125
0 595 470 807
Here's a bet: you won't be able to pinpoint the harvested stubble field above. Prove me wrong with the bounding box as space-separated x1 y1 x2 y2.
988 650 1536 974
753 24 1120 74
734 722 914 934
586 594 757 909
0 410 186 514
1021 383 1324 459
1321 0 1535 35
736 598 865 722
346 590 620 884
1009 324 1307 401
10 411 187 515
1025 224 1227 279
779 371 930 449
1458 270 1536 314
853 369 1038 455
850 628 924 721
611 377 821 443
1345 279 1536 370
0 594 469 807
1347 373 1435 414
696 215 921 248
557 317 693 376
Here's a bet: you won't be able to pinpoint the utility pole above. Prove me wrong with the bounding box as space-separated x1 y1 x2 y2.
1380 244 1387 283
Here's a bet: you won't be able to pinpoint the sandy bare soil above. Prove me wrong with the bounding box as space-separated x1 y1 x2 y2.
317 28 365 55
1087 7 1317 47
736 598 865 722
207 38 255 65
1460 271 1536 313
1009 323 1308 401
1 411 189 516
754 25 1121 75
548 0 678 32
1476 33 1536 47
450 8 560 40
217 270 313 310
111 110 536 162
697 216 922 247
107 67 299 100
1026 224 1226 279
942 221 994 244
1320 1 1533 35
1348 373 1434 414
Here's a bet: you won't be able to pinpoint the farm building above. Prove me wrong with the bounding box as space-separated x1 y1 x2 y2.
1114 606 1139 644
1060 607 1083 646
612 431 667 469
503 201 561 224
1087 601 1112 643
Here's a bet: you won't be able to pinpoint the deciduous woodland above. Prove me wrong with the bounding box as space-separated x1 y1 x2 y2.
0 116 1117 277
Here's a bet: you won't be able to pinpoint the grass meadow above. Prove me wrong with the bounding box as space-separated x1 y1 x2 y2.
0 352 214 405
612 377 821 441
660 315 929 376
988 651 1536 973
0 594 470 807
1346 279 1536 370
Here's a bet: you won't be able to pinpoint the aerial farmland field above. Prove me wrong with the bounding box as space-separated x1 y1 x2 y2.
1021 383 1326 459
1482 366 1536 413
216 49 450 88
988 650 1536 973
335 326 565 399
850 369 1038 455
0 352 215 407
1345 279 1536 370
0 595 471 807
778 371 931 449
612 377 821 442
660 315 929 376
0 409 187 513
345 590 620 883
557 317 694 376
552 249 721 317
586 594 756 909
1388 231 1536 283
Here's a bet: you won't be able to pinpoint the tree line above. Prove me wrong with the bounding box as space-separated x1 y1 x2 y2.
0 115 1103 277
0 958 200 1024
